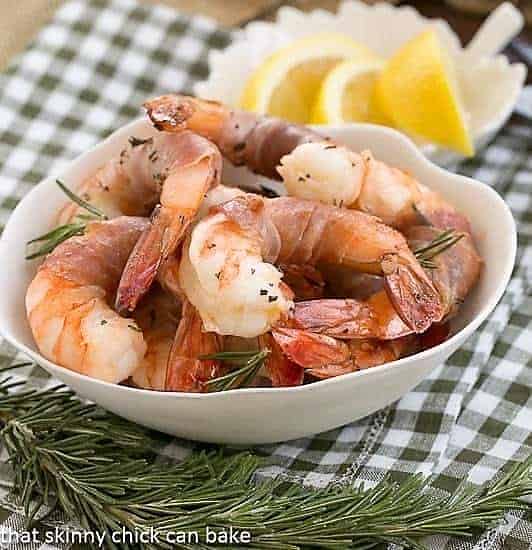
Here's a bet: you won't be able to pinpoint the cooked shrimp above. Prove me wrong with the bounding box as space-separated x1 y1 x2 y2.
130 285 181 390
178 188 295 339
280 144 478 235
271 328 350 373
178 213 294 338
278 144 422 227
272 317 451 379
59 132 205 223
26 217 149 383
143 95 480 318
161 255 301 388
115 131 222 315
272 327 419 379
56 129 222 315
141 94 474 233
144 95 323 180
286 229 473 342
179 193 440 338
142 95 418 221
289 292 411 340
251 194 438 329
165 300 224 392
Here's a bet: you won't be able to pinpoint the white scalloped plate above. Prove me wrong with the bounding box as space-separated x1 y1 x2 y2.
0 119 516 444
195 1 527 165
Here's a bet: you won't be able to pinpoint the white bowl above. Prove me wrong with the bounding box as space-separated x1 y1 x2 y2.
195 1 527 165
0 119 516 444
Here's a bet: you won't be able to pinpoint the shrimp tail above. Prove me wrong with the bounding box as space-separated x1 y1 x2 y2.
115 206 167 314
289 299 376 339
288 296 413 340
383 253 444 333
144 94 198 132
272 328 351 369
165 301 224 392
272 327 418 380
116 132 222 315
116 204 197 315
259 333 304 387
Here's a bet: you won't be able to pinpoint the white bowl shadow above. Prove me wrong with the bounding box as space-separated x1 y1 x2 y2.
0 119 516 444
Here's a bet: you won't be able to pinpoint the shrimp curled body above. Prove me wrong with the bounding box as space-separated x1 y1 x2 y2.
26 217 149 383
180 193 442 338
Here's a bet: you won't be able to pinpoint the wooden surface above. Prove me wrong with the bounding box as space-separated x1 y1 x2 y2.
0 0 530 71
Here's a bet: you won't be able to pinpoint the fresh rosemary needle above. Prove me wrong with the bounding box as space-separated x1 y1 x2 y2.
25 180 107 260
414 229 464 269
25 222 86 259
0 371 530 549
201 348 271 392
55 179 107 220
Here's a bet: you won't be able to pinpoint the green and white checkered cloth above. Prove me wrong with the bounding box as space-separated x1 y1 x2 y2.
0 0 530 548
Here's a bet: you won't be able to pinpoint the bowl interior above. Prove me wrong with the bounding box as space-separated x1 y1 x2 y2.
0 119 516 394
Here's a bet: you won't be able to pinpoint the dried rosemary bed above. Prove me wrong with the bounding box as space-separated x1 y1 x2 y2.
0 365 530 550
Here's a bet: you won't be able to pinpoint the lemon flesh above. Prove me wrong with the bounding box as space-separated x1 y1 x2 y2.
311 59 385 124
240 33 377 123
375 29 473 156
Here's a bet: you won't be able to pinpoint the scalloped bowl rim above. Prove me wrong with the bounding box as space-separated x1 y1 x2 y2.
0 118 516 405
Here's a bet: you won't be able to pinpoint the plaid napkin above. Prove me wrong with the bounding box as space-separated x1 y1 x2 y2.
0 0 530 548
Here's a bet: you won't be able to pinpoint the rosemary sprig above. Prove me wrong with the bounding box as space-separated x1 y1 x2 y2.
0 373 530 549
55 179 107 220
25 222 86 259
25 180 107 260
414 229 464 270
202 348 271 392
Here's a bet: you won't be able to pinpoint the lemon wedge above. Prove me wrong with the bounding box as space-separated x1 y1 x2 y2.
239 33 377 123
375 29 473 156
310 59 385 124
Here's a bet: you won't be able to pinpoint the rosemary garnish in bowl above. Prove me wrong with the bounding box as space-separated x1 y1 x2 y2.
0 370 530 549
414 229 464 269
25 180 107 260
201 349 271 392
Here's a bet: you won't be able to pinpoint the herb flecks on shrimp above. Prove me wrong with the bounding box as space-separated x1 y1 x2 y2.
145 94 481 328
209 193 441 334
115 131 222 315
26 217 149 383
23 94 483 390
